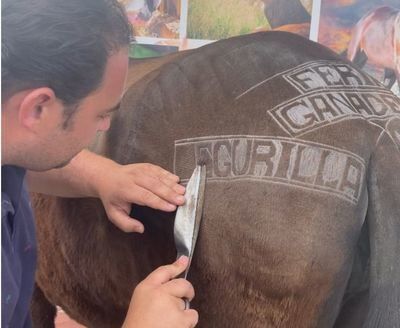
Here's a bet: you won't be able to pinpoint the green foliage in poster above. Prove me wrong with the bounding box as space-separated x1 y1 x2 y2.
188 0 269 40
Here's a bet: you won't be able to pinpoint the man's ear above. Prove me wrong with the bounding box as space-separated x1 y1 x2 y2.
18 87 59 130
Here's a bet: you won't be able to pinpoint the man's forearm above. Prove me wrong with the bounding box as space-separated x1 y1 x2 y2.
26 149 112 198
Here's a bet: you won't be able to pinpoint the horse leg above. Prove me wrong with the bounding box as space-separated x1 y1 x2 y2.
383 68 397 88
30 283 57 328
351 49 368 69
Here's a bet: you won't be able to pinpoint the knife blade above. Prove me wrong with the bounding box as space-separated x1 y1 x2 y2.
173 165 206 308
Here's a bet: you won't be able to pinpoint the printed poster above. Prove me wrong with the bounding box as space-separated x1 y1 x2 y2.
122 0 183 57
122 0 314 55
312 0 400 96
121 0 399 98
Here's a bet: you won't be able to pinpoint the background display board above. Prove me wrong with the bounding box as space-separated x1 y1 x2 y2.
122 0 399 96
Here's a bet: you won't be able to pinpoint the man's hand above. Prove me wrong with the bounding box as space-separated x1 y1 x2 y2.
94 162 186 233
27 150 186 233
123 256 198 328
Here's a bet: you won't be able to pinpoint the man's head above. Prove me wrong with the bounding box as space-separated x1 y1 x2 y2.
2 0 132 170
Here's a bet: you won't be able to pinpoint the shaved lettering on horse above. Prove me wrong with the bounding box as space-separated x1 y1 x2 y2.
174 136 365 204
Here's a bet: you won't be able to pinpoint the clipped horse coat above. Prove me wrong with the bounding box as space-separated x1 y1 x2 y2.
31 31 400 328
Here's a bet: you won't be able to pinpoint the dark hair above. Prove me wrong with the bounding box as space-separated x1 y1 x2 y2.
2 0 132 109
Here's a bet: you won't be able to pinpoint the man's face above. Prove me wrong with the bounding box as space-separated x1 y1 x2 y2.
32 49 129 171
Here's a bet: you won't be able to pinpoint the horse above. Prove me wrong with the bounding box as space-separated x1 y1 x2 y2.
31 31 400 328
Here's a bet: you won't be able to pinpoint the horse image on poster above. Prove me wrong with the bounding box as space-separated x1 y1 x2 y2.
347 6 400 87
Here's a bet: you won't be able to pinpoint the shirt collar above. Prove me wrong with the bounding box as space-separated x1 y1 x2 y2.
2 165 27 208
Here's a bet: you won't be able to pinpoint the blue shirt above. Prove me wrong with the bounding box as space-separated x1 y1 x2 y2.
2 165 37 328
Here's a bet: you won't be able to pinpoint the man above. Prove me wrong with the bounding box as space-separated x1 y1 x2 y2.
1 0 198 327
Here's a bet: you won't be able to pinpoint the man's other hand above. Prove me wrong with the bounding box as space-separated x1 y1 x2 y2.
96 162 186 233
123 256 198 328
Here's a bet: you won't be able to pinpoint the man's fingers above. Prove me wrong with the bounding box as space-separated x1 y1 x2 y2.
136 164 185 195
128 184 180 211
159 176 186 195
156 170 185 194
138 163 180 184
145 256 189 285
107 207 144 233
135 174 185 207
147 163 180 183
163 278 195 301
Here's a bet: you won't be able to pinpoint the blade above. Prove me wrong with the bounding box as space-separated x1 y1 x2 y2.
173 165 205 278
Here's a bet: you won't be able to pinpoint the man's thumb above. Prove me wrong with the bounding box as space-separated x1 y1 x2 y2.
146 256 189 285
